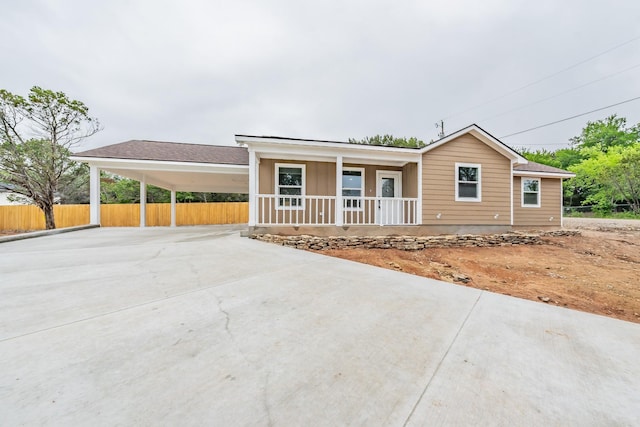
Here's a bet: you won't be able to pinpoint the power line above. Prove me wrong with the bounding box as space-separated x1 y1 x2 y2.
442 34 640 121
499 95 640 138
478 62 640 123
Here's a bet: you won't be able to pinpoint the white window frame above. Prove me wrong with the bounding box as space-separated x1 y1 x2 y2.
342 167 365 211
455 162 481 202
521 177 541 208
275 163 305 210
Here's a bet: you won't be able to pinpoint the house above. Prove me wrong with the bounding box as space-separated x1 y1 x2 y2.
72 124 574 234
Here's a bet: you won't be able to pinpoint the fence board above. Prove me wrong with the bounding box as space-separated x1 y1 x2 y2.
0 203 249 230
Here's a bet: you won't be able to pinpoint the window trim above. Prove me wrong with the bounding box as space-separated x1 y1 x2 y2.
521 177 541 208
455 162 481 202
275 163 305 210
342 167 365 211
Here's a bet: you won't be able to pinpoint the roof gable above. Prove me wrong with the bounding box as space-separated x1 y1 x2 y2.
421 124 527 164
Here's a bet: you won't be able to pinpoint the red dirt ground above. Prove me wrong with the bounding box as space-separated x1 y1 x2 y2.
318 229 640 323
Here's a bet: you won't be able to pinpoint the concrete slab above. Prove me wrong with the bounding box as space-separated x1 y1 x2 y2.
0 226 638 426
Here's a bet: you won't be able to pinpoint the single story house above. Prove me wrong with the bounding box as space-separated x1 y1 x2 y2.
72 124 574 235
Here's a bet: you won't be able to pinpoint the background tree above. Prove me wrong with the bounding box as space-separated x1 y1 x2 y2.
99 174 248 204
349 134 426 148
570 114 639 152
0 87 101 229
569 145 640 214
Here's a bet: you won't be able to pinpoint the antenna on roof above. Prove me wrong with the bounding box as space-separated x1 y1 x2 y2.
435 120 445 138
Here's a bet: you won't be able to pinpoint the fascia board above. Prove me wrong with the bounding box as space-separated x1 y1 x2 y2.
513 170 575 178
235 136 420 154
244 143 420 164
70 156 249 174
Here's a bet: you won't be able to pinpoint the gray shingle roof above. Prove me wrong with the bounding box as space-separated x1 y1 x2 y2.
73 140 249 165
514 161 573 175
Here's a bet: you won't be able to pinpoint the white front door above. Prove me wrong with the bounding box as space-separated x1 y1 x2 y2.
376 171 402 225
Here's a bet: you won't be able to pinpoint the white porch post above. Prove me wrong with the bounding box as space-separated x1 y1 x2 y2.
170 190 176 227
335 155 343 226
417 156 423 225
139 176 147 227
248 149 257 226
89 165 101 225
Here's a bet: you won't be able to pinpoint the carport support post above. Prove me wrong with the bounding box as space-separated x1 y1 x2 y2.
335 155 343 226
140 177 147 227
170 190 176 227
89 165 101 225
248 149 256 226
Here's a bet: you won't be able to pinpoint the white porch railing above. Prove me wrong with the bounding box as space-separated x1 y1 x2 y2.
342 197 419 225
256 195 336 225
255 195 418 226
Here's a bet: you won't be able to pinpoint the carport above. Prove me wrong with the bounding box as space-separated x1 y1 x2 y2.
71 140 249 227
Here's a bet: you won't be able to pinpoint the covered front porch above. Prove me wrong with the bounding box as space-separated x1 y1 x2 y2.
239 134 423 229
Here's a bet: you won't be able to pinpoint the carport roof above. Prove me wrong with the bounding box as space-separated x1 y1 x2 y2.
74 140 249 165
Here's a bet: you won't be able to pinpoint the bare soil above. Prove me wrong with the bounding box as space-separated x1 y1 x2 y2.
318 221 640 323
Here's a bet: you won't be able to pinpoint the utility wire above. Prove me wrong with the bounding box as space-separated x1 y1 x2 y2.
499 95 640 138
442 34 640 121
479 62 640 122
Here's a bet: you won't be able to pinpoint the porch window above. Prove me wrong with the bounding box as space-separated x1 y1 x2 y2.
276 163 305 209
342 167 364 210
522 178 540 207
455 163 481 202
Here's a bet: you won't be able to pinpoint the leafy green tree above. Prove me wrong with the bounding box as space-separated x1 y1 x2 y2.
349 134 426 148
0 87 101 229
570 145 640 214
570 115 639 152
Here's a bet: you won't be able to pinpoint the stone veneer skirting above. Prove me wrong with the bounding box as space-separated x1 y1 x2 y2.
250 230 579 251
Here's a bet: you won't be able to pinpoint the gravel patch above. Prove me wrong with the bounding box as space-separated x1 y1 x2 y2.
564 217 640 231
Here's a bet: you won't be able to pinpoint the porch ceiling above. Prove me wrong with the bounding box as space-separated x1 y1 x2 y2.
103 167 249 193
71 157 249 193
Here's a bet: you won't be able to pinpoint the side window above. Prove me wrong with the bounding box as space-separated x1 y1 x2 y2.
455 163 481 202
522 178 540 207
276 163 305 209
342 168 364 210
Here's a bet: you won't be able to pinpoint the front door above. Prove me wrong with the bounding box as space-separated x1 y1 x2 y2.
376 171 402 225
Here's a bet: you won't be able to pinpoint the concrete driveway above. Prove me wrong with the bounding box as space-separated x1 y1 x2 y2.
0 226 638 426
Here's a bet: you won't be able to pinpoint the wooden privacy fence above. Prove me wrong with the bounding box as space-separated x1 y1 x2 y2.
0 203 249 230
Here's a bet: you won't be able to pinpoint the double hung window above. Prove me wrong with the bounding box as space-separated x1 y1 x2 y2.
276 163 304 209
522 178 540 207
342 168 364 210
455 163 481 202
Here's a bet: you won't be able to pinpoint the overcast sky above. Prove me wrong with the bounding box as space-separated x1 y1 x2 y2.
2 0 639 152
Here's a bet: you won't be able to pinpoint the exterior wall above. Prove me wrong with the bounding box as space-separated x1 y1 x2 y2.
422 134 512 225
402 162 418 198
258 158 410 197
259 159 336 196
513 176 562 227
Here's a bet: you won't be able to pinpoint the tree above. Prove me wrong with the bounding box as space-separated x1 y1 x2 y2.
569 145 640 214
0 87 100 229
349 134 426 148
570 115 639 152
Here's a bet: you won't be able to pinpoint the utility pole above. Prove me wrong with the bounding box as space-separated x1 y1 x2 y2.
435 120 445 138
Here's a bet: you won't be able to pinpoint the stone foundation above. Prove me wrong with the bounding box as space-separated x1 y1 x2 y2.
250 230 579 251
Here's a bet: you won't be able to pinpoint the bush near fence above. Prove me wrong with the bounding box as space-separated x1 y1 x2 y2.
0 202 249 230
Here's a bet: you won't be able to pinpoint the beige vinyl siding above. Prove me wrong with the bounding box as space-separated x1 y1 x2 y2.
402 162 418 198
259 159 336 195
513 177 562 227
422 134 512 225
